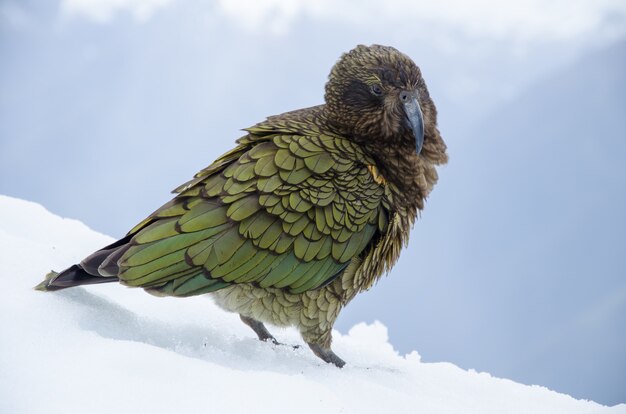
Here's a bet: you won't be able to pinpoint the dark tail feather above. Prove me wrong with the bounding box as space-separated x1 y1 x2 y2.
35 234 134 292
35 264 119 291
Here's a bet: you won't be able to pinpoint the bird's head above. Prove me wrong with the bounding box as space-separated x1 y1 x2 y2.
324 44 446 164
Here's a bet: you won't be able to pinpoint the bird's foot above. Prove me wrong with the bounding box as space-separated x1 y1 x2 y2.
239 314 299 349
240 314 274 341
265 338 300 350
307 343 346 368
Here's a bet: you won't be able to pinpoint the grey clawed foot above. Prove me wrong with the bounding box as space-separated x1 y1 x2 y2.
239 315 341 364
240 314 276 342
239 314 300 349
307 343 346 368
268 338 301 349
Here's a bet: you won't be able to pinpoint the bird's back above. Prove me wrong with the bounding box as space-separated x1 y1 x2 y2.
42 107 392 302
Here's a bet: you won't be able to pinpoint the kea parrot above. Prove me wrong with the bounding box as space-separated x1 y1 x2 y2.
36 44 448 367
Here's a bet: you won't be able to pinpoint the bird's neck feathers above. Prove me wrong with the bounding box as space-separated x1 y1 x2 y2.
319 105 447 213
254 105 447 213
361 135 440 213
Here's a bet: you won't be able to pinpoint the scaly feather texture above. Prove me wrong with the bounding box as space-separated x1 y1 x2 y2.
35 44 448 367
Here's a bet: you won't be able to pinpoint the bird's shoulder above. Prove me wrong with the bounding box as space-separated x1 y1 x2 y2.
175 105 390 235
175 105 382 196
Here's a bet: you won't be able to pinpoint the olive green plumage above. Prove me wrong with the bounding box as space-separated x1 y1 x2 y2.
36 44 448 367
120 129 383 296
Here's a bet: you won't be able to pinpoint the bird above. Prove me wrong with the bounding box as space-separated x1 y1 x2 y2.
35 44 448 367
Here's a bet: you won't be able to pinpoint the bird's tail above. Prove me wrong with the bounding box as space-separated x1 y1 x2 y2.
34 264 119 291
34 234 133 292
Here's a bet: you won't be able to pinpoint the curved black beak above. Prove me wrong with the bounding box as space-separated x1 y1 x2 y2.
401 91 424 155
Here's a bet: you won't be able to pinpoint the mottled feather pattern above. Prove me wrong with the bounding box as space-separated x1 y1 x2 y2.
118 118 387 298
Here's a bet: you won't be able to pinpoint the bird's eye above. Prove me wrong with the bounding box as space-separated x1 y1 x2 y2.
370 84 383 96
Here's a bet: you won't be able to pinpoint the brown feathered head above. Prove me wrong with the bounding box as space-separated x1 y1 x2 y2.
324 44 447 167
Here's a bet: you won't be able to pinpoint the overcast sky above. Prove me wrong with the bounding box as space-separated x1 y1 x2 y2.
1 0 625 406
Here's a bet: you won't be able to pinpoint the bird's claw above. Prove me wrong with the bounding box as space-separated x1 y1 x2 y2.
263 337 300 350
307 343 346 368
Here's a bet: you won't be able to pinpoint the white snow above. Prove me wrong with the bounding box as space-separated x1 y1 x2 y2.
0 194 623 414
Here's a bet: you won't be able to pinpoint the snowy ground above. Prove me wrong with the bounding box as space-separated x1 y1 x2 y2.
0 194 623 414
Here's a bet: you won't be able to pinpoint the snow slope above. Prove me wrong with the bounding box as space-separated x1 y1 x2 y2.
0 194 623 414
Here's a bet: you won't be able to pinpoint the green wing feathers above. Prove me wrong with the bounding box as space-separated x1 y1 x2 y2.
119 130 387 296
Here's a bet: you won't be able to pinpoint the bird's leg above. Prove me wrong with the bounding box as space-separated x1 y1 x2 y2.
239 314 279 344
307 342 346 368
239 315 301 349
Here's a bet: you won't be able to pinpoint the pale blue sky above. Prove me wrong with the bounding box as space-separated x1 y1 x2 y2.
1 0 625 406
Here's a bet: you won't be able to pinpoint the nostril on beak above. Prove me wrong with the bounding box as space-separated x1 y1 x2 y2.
400 90 418 102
